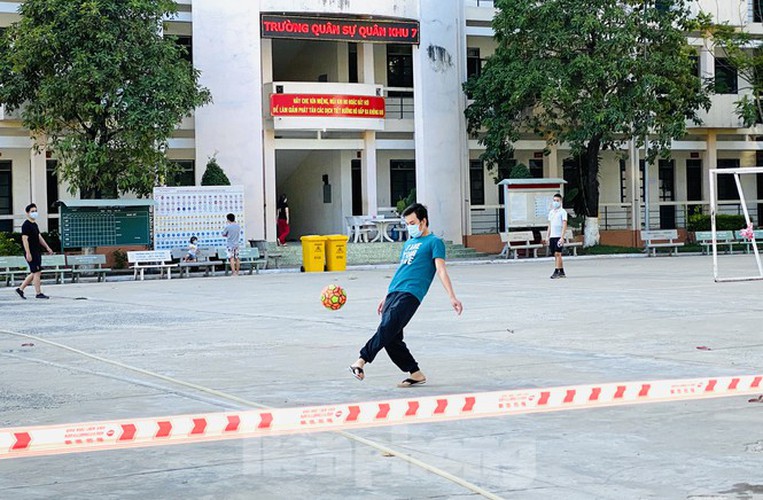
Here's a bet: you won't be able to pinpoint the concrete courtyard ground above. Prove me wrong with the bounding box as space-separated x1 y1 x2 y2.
0 254 761 499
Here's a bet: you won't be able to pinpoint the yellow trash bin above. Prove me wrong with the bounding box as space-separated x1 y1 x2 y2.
300 235 327 272
325 234 349 272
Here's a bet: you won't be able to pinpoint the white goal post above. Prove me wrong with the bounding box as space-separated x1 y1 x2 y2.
708 167 763 282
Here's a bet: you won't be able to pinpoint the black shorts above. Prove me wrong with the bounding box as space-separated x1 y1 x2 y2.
27 254 42 273
548 237 564 254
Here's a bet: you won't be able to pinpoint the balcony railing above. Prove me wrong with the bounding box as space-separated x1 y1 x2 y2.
469 200 763 234
384 87 414 120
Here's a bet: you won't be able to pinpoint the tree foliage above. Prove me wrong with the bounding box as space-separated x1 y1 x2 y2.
200 156 231 186
464 0 711 221
0 0 212 197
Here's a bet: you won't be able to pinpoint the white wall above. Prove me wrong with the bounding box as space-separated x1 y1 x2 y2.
193 1 266 239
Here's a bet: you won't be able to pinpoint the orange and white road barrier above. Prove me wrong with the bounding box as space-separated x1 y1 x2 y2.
1 374 760 460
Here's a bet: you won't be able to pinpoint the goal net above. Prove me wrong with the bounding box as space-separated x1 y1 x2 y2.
709 167 763 282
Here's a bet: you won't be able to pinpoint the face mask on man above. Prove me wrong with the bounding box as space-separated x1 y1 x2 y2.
552 201 561 209
29 211 39 220
406 223 422 239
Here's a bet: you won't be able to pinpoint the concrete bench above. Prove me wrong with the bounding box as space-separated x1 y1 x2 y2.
499 230 543 259
41 254 71 284
0 256 28 287
171 248 219 278
67 254 111 283
127 250 177 280
694 230 735 255
641 229 684 257
734 229 763 254
216 247 266 275
540 229 583 256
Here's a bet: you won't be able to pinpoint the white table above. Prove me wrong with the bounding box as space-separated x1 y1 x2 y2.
369 217 406 243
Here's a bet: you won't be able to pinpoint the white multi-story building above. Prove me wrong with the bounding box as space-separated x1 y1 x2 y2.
0 0 761 249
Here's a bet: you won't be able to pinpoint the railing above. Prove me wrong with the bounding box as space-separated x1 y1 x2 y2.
469 200 763 234
0 214 59 233
465 0 495 6
384 87 414 120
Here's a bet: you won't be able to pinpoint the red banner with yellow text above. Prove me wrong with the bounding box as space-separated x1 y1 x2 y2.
271 94 386 119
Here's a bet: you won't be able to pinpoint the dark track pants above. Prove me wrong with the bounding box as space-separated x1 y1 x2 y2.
360 291 421 374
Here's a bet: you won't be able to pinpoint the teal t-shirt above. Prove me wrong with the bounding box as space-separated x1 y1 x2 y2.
388 233 446 302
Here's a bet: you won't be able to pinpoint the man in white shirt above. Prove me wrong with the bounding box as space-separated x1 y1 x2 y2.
543 193 568 279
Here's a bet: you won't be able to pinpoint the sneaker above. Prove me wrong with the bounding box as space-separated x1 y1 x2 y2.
35 293 49 299
558 272 566 278
15 288 26 299
550 269 560 279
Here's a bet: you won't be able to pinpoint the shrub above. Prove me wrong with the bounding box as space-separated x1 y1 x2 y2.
687 213 747 232
112 249 128 269
508 163 532 179
0 232 22 255
200 155 231 186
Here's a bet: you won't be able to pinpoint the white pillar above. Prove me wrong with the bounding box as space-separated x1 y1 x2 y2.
704 131 717 203
193 1 265 239
362 131 378 216
629 139 640 230
413 0 467 243
359 43 375 84
547 145 560 178
263 128 277 242
30 147 48 232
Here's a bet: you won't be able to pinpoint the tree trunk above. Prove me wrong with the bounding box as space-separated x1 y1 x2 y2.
584 216 600 247
580 135 602 247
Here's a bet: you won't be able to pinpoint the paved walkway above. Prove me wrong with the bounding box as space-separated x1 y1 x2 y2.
1 254 761 499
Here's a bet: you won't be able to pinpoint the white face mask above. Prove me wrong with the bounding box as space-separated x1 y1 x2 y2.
29 211 39 220
552 201 561 209
406 223 422 239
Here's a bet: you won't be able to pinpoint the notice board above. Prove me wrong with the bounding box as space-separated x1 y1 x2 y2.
498 179 566 230
60 201 152 249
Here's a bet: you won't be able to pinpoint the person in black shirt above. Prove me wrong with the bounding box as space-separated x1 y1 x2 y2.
276 194 290 246
16 203 54 299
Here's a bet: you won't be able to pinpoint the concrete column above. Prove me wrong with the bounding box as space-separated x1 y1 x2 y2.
263 128 277 242
547 145 560 178
30 147 48 232
704 131 717 203
362 131 378 216
629 139 641 230
359 43 374 84
413 0 467 243
700 45 714 81
193 1 265 239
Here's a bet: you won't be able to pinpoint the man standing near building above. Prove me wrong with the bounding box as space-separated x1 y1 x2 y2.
222 213 241 277
543 193 568 279
16 203 54 299
349 203 463 388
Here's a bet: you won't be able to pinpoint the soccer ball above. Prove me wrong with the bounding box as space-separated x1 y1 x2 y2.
321 284 347 310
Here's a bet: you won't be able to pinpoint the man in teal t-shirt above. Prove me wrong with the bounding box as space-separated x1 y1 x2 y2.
349 203 463 388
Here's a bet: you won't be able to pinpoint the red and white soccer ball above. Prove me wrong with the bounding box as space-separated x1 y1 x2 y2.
321 284 347 310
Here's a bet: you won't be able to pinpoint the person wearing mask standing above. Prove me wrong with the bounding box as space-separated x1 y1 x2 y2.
543 193 568 279
16 203 54 299
222 213 241 277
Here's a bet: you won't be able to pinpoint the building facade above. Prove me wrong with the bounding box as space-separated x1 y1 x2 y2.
1 0 762 246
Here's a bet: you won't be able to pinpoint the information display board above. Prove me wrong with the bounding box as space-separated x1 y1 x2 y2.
498 179 567 230
153 186 246 250
60 201 152 249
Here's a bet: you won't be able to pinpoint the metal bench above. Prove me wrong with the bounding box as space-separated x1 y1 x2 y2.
41 254 71 284
0 256 28 287
67 254 112 283
171 248 219 278
127 250 177 280
216 247 266 275
734 229 763 254
540 229 583 256
499 230 543 259
641 229 684 257
694 230 735 255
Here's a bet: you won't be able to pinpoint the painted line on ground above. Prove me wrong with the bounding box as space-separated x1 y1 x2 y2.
1 374 759 460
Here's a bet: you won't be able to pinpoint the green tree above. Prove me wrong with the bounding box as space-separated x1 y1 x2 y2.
464 0 711 245
508 163 532 179
0 0 212 198
200 156 231 186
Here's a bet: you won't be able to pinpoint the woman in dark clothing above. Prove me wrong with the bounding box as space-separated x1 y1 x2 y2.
276 194 290 246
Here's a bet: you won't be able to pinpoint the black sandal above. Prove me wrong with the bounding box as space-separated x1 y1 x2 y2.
349 366 364 381
397 378 426 388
